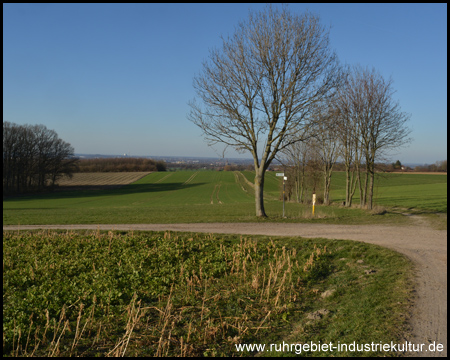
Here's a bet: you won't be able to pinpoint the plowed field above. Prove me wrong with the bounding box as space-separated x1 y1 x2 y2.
55 172 151 190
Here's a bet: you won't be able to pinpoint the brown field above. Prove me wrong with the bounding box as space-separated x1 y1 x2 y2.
55 172 151 190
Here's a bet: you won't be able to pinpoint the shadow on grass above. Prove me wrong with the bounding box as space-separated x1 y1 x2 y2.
3 182 206 202
378 197 447 213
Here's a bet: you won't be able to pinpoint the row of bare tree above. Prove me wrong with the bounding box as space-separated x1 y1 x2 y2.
3 122 76 194
189 5 411 215
280 66 411 209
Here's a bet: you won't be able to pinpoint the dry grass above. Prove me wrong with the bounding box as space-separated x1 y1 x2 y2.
369 206 388 215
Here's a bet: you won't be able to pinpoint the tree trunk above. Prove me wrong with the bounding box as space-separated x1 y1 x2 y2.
323 171 331 205
360 169 368 208
367 170 375 210
299 166 305 203
345 164 359 208
254 170 267 217
345 168 351 206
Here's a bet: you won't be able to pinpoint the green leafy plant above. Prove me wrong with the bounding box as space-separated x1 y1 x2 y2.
3 230 413 357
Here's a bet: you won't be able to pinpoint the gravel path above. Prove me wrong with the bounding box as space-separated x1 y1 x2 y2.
3 219 446 357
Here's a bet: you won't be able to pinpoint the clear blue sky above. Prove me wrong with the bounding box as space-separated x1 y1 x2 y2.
3 3 447 165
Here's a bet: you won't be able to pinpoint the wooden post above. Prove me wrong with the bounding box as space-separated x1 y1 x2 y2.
312 192 316 216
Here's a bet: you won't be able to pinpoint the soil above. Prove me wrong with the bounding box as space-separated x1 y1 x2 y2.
3 216 446 357
55 172 152 188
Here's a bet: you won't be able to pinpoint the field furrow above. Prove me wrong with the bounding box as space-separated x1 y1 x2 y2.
154 173 173 183
210 184 217 204
56 172 152 187
216 183 222 204
183 171 198 185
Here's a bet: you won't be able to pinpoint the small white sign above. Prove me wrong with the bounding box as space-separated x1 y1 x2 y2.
276 173 284 177
284 176 287 181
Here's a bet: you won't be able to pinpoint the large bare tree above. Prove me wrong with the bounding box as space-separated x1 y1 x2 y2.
188 5 343 217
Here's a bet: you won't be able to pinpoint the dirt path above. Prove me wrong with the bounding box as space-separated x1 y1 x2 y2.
3 220 446 357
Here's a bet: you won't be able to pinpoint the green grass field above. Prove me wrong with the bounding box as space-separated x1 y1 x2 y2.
3 171 446 225
329 172 447 213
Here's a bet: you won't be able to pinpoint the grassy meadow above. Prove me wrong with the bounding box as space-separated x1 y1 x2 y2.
3 230 413 357
3 170 447 226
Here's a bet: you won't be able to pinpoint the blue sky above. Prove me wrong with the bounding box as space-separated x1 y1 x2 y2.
3 3 447 165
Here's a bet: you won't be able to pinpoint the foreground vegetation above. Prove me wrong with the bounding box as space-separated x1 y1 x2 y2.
3 171 446 226
3 230 413 357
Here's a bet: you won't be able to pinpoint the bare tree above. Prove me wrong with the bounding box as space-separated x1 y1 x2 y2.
280 132 328 205
279 140 309 203
188 5 343 217
310 102 341 205
337 66 411 209
332 76 364 208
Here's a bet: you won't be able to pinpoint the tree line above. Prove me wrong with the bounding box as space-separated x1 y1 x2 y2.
278 65 412 209
3 122 77 194
75 157 166 172
3 122 169 195
414 160 447 173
